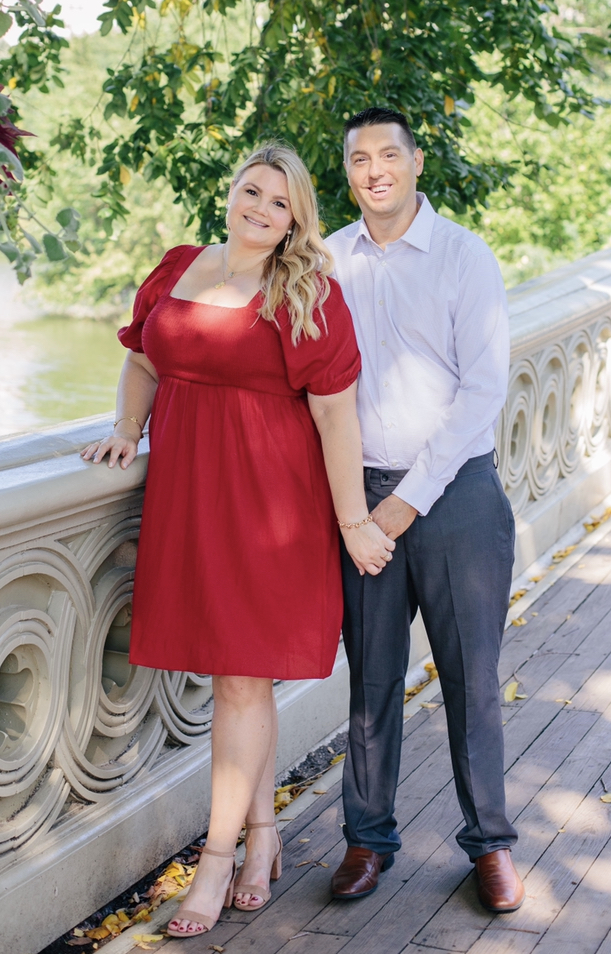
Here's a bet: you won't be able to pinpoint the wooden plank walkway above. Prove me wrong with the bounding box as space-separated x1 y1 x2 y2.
145 528 611 954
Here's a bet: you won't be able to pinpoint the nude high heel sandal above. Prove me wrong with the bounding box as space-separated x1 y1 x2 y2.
166 846 236 938
233 821 283 911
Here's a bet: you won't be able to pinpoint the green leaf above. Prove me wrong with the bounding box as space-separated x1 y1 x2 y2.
56 207 81 231
0 93 12 117
0 144 24 182
19 0 47 27
0 242 19 264
42 232 68 261
0 10 13 38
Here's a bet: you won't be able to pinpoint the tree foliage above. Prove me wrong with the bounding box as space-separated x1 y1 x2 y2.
89 0 610 238
0 0 80 280
0 0 610 282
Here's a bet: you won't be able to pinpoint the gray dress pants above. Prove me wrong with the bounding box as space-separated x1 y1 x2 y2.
340 452 518 859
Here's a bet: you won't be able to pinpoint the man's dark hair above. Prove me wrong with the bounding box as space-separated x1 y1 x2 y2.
343 107 417 155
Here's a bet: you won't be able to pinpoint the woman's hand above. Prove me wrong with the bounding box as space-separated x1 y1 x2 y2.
341 519 396 576
81 433 139 470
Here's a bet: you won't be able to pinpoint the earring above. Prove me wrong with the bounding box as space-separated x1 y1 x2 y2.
287 228 292 236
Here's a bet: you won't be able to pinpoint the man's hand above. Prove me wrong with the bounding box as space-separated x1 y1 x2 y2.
371 494 418 540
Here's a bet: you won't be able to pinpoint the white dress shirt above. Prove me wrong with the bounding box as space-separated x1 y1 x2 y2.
325 192 509 516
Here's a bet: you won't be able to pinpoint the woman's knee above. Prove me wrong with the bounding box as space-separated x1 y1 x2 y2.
213 675 273 709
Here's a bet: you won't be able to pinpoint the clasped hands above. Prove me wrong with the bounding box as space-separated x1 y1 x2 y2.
342 494 418 577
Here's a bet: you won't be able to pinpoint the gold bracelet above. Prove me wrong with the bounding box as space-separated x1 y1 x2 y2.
114 416 142 432
338 514 373 529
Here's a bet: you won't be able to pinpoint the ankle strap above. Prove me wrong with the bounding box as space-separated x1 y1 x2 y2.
244 821 277 830
201 845 236 858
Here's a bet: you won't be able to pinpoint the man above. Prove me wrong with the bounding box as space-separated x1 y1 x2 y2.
325 107 524 913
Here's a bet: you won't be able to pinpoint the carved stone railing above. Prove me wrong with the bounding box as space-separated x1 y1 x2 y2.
499 247 611 574
1 247 611 953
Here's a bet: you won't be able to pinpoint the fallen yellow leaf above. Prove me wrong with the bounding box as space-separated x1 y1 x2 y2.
73 929 84 938
509 588 527 606
85 927 111 940
208 946 225 953
275 791 293 809
330 754 345 765
583 506 611 532
552 545 577 563
600 793 611 803
515 693 528 700
504 681 519 703
299 838 310 843
530 575 543 583
511 617 527 627
532 612 539 616
555 698 573 705
313 789 327 795
318 862 330 868
133 909 152 923
132 936 164 943
420 702 439 709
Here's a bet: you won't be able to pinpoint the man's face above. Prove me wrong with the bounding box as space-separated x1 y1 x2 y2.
344 123 424 222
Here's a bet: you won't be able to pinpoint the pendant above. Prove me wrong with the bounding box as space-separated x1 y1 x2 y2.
214 280 226 289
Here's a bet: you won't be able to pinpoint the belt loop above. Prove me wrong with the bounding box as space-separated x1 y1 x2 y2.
493 448 499 470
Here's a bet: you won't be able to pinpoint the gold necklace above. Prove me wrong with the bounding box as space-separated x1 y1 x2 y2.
214 246 261 289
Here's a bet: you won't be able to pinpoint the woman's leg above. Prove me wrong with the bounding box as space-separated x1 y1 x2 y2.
169 675 275 934
234 694 279 906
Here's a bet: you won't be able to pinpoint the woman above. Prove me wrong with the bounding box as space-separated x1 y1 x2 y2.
82 144 395 938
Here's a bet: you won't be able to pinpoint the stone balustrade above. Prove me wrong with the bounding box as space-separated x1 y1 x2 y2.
1 247 611 953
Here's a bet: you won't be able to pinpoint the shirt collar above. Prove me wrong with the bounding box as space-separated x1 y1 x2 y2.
354 192 435 254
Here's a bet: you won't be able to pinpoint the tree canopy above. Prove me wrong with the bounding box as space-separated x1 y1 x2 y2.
0 0 609 282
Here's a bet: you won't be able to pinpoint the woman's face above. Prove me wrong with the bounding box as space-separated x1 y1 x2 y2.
227 165 294 251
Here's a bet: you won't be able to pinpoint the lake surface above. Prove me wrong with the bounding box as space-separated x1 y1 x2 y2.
0 265 126 438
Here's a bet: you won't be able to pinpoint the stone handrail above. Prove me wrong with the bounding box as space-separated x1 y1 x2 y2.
1 246 611 953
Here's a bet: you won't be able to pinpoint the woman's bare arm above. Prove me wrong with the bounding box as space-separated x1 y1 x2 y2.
81 351 159 469
308 382 395 576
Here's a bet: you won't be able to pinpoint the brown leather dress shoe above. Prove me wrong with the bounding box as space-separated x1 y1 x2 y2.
331 846 395 900
474 849 525 912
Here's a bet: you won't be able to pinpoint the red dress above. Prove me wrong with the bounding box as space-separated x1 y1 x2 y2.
118 245 361 679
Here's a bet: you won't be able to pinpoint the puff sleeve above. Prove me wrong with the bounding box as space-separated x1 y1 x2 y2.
117 245 194 353
279 278 361 395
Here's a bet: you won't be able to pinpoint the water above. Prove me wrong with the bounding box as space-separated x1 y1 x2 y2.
0 265 126 437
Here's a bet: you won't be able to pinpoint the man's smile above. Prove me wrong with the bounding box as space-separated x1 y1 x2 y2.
367 184 393 196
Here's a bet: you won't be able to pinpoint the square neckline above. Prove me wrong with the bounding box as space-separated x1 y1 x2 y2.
166 245 262 311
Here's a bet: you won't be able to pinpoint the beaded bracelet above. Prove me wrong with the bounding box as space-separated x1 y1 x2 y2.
114 416 142 432
337 514 373 529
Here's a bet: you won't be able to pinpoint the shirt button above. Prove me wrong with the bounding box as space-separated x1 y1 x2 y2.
392 461 398 467
383 381 389 387
386 423 392 429
381 340 386 346
378 299 384 306
381 474 389 482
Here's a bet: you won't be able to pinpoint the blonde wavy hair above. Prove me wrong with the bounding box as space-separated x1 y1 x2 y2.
231 144 332 344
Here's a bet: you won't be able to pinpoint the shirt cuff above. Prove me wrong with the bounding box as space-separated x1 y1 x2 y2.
393 469 445 517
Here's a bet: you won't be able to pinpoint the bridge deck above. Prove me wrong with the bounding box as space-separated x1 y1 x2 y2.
145 527 611 954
